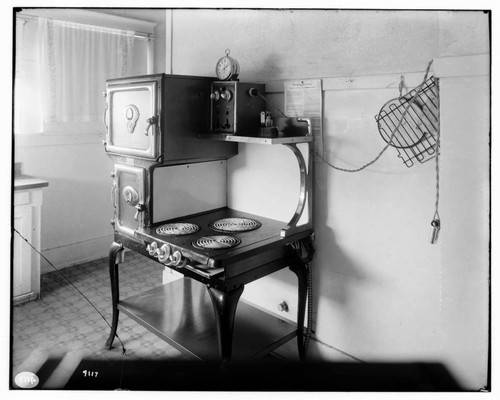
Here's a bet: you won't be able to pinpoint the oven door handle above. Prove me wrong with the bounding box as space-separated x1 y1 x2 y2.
134 203 146 221
144 115 158 136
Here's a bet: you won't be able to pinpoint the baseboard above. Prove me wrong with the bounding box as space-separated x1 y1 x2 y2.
40 234 114 274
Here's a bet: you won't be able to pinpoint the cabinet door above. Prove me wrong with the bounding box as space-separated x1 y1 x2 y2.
13 205 33 300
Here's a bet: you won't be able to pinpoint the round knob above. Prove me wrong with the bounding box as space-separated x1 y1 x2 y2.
157 244 172 263
122 186 139 206
220 89 232 101
210 91 220 101
146 242 158 256
171 250 183 266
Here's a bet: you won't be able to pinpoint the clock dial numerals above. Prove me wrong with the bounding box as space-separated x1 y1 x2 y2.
215 49 239 81
216 58 231 80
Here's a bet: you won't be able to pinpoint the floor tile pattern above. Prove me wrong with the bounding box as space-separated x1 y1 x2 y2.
11 251 188 374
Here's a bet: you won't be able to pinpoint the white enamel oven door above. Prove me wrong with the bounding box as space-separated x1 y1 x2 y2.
105 78 159 160
112 164 147 237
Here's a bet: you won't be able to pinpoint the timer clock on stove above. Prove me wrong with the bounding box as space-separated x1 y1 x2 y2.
210 49 265 135
215 49 240 81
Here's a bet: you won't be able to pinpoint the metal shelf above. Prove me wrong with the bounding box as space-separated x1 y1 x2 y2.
118 277 297 361
199 133 313 145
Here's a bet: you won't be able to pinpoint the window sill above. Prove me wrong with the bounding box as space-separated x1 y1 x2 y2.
14 132 105 148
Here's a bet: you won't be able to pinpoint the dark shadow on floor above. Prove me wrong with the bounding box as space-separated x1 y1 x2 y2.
14 358 464 391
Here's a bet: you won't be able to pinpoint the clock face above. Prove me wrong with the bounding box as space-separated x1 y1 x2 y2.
216 56 233 80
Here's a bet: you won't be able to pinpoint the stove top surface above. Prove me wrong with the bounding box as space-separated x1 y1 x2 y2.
137 208 302 268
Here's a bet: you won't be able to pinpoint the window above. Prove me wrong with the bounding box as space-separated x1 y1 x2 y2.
14 10 153 136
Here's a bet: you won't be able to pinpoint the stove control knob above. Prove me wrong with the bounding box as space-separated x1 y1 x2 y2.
157 244 172 263
210 90 220 101
146 242 158 256
171 250 183 266
220 89 232 102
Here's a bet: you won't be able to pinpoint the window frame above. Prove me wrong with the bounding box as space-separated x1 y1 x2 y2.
14 9 156 146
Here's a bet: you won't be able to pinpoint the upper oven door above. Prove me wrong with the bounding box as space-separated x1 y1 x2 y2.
105 75 161 160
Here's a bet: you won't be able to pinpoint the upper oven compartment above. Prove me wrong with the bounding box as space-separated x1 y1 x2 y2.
105 75 160 160
104 74 237 163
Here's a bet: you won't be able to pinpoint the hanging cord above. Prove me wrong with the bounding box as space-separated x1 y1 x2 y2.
430 109 441 244
433 136 440 221
319 60 434 173
12 228 127 355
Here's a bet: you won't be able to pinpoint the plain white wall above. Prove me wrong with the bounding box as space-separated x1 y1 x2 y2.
437 70 490 389
169 9 490 389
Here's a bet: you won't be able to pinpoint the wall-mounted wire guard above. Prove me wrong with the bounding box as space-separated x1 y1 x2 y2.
375 76 439 167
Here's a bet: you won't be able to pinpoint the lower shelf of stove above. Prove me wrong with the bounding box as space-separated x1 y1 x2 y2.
117 277 297 362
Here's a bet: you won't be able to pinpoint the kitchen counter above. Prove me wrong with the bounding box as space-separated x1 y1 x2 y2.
14 175 49 191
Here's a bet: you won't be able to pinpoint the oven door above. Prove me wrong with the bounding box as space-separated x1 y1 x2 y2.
112 164 147 237
105 76 160 160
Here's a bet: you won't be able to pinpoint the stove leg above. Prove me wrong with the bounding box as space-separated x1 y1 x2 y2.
106 242 123 349
207 285 244 366
290 260 308 361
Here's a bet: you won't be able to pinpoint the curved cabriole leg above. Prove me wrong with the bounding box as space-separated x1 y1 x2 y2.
290 260 308 361
106 242 123 349
207 285 244 366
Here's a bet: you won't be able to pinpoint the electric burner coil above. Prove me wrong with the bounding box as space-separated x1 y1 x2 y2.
156 223 200 236
192 235 241 250
209 217 261 233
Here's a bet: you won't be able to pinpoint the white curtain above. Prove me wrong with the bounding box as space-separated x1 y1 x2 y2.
38 17 135 128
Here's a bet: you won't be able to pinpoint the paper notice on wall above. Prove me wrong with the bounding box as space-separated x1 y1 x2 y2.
284 79 323 160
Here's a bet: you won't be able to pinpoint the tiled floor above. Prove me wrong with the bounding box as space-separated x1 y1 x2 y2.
11 251 188 376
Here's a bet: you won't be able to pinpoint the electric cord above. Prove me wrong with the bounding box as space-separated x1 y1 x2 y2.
434 138 440 221
304 261 313 356
430 104 441 243
290 240 314 359
12 228 127 355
